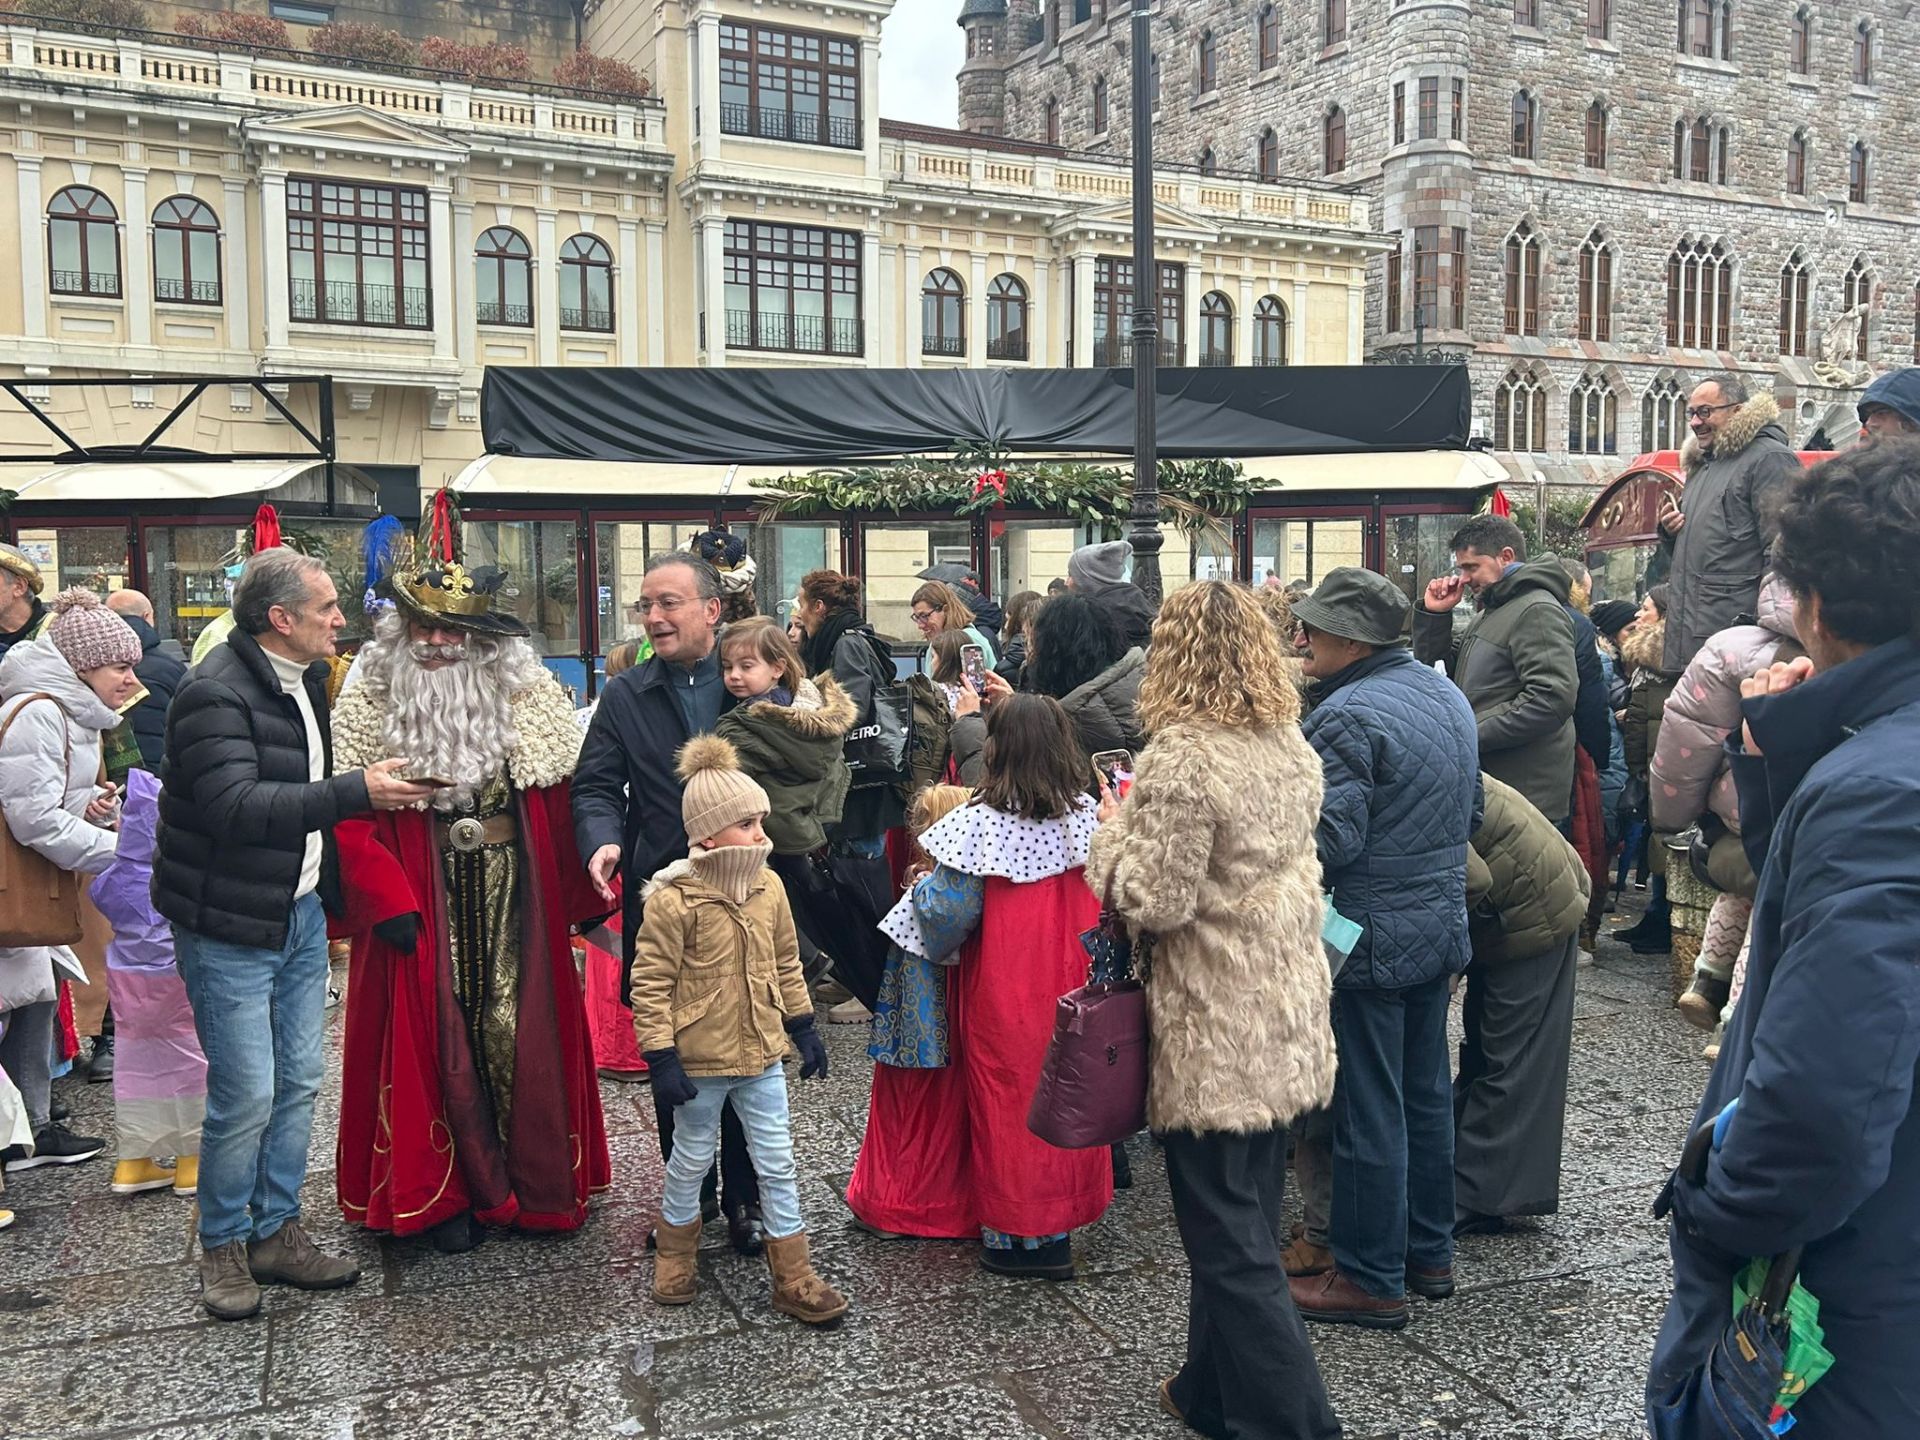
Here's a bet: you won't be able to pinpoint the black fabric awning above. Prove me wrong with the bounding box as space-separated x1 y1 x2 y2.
480 365 1471 466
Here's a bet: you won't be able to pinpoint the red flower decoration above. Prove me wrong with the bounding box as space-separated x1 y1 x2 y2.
973 469 1009 508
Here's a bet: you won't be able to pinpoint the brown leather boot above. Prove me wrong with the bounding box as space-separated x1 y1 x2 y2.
1282 1232 1333 1278
764 1231 848 1326
651 1217 701 1306
1289 1267 1409 1330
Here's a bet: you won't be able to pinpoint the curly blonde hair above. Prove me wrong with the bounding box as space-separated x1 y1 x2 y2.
1137 581 1302 732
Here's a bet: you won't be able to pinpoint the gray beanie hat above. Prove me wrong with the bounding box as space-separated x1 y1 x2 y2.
1068 539 1132 593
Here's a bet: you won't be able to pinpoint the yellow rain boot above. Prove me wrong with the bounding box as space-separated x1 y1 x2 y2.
172 1155 199 1197
111 1158 177 1195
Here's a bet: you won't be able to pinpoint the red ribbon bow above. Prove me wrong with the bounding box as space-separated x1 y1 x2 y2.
973 469 1009 505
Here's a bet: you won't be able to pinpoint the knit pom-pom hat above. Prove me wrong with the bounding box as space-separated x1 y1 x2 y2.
48 588 141 672
677 734 771 845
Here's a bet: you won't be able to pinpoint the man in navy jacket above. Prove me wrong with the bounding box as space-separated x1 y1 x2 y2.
1648 438 1920 1436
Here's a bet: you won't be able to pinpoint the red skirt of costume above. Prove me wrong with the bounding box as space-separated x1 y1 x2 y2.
582 934 646 1075
331 781 612 1236
845 870 1110 1238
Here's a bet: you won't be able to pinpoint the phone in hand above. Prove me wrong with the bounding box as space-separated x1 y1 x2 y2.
960 643 987 691
402 773 456 788
1090 749 1134 798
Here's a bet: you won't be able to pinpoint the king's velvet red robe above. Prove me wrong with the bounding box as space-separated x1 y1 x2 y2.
331 782 611 1235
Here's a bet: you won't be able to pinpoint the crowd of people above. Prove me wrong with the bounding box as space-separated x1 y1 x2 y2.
0 375 1917 1436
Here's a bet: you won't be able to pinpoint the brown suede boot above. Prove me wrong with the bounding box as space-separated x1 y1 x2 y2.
1282 1232 1333 1278
764 1231 848 1326
651 1217 701 1305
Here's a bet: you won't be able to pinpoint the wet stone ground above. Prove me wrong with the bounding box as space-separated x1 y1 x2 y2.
1 902 1704 1440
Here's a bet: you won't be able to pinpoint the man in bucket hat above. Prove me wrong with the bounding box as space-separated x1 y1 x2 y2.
0 542 49 662
1286 568 1481 1331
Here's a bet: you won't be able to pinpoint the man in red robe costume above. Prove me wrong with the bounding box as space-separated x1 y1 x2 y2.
328 541 610 1251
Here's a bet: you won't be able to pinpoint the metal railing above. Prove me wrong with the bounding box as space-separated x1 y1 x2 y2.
154 276 220 304
719 101 860 150
1252 354 1288 368
51 269 121 298
289 277 430 328
725 308 863 356
559 306 612 332
1198 350 1235 368
1092 335 1185 368
922 334 966 358
986 333 1029 361
476 299 532 326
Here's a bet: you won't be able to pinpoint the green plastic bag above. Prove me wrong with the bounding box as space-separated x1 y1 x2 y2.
1734 1259 1834 1413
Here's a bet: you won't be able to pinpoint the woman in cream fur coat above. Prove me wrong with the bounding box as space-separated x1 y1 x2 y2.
1087 580 1339 1440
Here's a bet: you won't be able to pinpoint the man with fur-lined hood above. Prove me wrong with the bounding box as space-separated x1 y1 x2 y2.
1659 375 1804 674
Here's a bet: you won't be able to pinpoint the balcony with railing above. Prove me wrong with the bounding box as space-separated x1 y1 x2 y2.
50 269 120 298
725 308 863 358
1198 349 1235 368
560 306 613 333
1092 336 1185 368
922 334 966 359
154 276 220 304
290 277 430 330
985 333 1029 362
476 299 532 327
719 101 860 150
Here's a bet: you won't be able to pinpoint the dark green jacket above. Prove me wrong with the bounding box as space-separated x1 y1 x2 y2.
713 676 856 855
1414 558 1579 823
1466 773 1590 965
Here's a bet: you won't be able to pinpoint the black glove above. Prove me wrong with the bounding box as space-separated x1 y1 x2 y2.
373 912 419 952
643 1048 699 1108
786 1014 830 1080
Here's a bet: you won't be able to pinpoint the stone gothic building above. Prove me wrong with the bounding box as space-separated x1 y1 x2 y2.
961 0 1920 482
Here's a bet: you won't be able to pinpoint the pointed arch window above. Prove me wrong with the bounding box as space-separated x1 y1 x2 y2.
1577 230 1613 342
1666 237 1734 351
1514 0 1538 25
1790 8 1812 75
1643 377 1687 451
1786 130 1809 197
1045 96 1061 146
1842 258 1873 361
1199 146 1218 177
558 233 613 332
1197 30 1217 93
1849 142 1870 204
1324 0 1346 48
1254 296 1288 366
1092 77 1108 134
1680 0 1732 61
922 267 967 357
1503 222 1542 337
152 195 220 305
1493 369 1549 453
1323 106 1347 175
49 186 120 298
1200 291 1234 367
1675 117 1730 185
474 226 532 327
1258 128 1281 182
1584 102 1608 169
1779 251 1811 357
1587 0 1611 42
1568 374 1618 455
1258 4 1280 70
986 273 1028 361
1853 21 1873 86
1510 90 1537 159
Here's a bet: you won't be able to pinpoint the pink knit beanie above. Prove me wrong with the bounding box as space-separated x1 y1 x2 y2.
48 588 142 672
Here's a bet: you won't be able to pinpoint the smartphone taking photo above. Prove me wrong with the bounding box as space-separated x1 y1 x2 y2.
960 643 987 691
1090 748 1134 798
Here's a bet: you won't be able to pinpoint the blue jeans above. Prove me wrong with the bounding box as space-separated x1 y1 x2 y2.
174 893 329 1249
1330 976 1456 1299
660 1062 804 1240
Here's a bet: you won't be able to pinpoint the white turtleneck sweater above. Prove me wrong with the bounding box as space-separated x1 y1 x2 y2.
264 644 324 899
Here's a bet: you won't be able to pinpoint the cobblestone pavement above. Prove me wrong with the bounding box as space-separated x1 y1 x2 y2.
1 908 1705 1440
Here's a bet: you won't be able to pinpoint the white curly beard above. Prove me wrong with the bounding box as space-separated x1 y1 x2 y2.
354 610 550 811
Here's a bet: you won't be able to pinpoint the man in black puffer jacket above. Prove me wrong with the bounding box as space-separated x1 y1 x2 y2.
105 589 184 770
157 548 432 1322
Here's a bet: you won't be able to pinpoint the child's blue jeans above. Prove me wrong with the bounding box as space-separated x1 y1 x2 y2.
660 1062 804 1239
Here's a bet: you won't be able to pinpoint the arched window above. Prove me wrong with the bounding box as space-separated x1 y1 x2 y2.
1492 369 1549 453
1150 54 1161 108
152 195 219 305
1199 291 1234 366
474 226 532 327
1666 236 1734 351
558 233 613 332
1324 0 1346 48
1587 0 1611 42
1258 4 1280 70
1568 374 1618 455
1199 146 1218 177
1642 375 1688 451
1842 257 1873 361
1045 96 1061 146
1778 251 1811 357
1674 117 1729 185
1849 141 1870 204
986 273 1028 361
1853 20 1873 85
1197 30 1217 93
1786 129 1809 196
48 186 120 298
1510 91 1537 160
1254 296 1288 366
1584 101 1608 169
922 267 966 357
1323 105 1347 175
1789 8 1812 74
1092 77 1108 134
1680 0 1731 62
1514 0 1538 25
1577 229 1613 342
1503 221 1542 337
1257 128 1280 182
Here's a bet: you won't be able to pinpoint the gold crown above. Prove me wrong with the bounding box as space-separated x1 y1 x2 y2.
399 561 492 618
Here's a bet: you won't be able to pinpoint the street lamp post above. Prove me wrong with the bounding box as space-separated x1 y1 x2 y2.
1125 0 1164 604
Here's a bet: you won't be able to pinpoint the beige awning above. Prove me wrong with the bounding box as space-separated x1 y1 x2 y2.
1238 449 1510 493
4 459 376 506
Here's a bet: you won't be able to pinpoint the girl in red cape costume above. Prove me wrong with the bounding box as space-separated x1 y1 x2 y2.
329 673 613 1239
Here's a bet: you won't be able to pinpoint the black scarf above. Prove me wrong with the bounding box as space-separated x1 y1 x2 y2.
804 607 871 675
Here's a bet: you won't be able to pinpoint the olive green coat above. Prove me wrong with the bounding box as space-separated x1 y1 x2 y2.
712 676 856 855
1466 773 1592 965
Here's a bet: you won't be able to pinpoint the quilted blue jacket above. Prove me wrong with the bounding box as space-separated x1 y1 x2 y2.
1303 646 1481 991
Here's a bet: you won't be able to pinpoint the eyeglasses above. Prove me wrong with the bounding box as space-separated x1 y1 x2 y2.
631 595 693 617
909 608 939 626
1685 402 1739 420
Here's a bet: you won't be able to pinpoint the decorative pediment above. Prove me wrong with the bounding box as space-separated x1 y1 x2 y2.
242 105 469 166
1052 198 1221 242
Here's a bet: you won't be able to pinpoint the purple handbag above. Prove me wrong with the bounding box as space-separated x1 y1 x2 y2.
1027 913 1150 1150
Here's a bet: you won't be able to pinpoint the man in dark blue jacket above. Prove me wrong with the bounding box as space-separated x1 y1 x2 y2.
1286 567 1481 1331
1648 439 1920 1436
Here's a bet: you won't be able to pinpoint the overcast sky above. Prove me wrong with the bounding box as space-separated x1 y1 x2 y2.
880 2 964 128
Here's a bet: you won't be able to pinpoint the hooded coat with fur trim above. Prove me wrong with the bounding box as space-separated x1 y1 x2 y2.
1086 719 1336 1135
1662 393 1803 673
1619 617 1676 783
712 675 855 854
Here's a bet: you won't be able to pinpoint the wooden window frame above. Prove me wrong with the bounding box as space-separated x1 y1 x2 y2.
152 194 220 306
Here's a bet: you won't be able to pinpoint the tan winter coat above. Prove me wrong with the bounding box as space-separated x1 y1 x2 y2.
1086 719 1335 1136
628 852 812 1076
